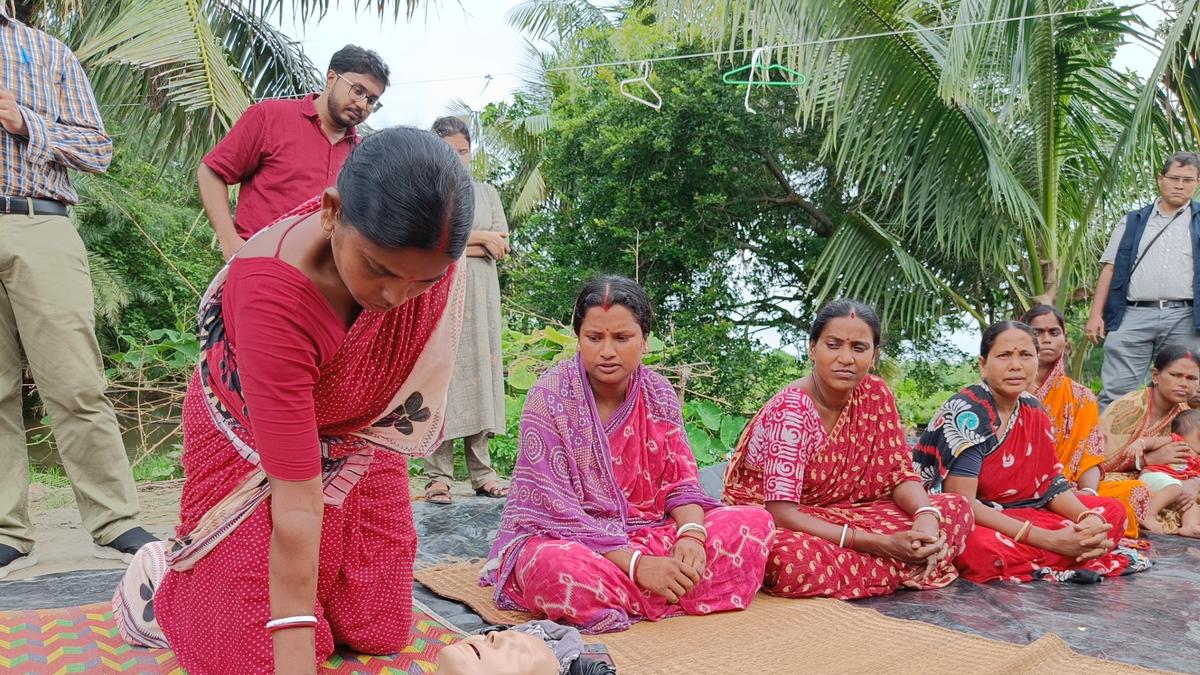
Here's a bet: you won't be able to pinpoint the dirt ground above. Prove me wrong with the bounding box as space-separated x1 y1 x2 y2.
7 475 479 582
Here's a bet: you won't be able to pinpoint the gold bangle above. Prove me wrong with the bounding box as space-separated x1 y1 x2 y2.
1014 520 1032 543
1075 509 1104 524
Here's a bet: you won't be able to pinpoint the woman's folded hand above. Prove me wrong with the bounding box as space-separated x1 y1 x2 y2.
634 555 701 603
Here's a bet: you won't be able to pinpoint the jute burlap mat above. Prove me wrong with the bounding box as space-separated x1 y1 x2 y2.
415 562 1169 675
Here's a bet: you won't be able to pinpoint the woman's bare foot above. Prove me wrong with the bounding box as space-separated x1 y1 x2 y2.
475 481 510 498
1140 516 1167 535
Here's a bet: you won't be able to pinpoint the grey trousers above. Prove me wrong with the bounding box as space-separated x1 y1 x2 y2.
1099 304 1200 408
423 431 499 489
0 214 141 552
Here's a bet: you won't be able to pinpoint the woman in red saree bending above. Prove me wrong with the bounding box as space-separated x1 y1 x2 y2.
724 300 974 599
111 128 474 674
915 321 1151 584
482 276 774 634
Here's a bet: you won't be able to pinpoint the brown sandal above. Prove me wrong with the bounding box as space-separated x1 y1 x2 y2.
424 481 452 505
475 482 510 498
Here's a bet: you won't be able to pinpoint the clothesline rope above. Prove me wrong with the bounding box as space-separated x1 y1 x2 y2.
383 2 1146 85
95 1 1151 108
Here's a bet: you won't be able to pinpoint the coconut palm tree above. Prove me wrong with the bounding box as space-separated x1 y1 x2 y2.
657 0 1200 334
461 0 629 219
14 0 423 168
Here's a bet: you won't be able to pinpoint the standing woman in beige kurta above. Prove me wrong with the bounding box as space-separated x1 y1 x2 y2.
425 116 510 503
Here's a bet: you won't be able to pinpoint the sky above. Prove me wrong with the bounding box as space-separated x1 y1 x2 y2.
275 2 533 128
276 2 1169 355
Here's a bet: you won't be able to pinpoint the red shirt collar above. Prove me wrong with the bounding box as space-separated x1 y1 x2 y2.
300 93 359 143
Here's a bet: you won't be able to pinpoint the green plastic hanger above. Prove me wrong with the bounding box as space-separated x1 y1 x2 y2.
724 47 806 113
721 61 807 86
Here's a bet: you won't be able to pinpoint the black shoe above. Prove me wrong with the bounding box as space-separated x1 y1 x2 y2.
0 543 38 579
94 526 158 563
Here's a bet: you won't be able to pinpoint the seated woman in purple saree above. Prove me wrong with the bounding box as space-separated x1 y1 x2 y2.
480 276 774 634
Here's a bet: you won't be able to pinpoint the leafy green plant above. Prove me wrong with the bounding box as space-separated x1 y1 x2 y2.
683 400 748 467
109 328 201 379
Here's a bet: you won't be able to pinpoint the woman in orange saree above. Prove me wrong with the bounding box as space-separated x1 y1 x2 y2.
1022 305 1149 537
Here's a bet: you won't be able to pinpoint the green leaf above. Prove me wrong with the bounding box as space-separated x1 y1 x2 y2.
542 326 577 347
531 346 561 360
121 350 145 368
647 335 666 352
695 401 723 431
685 422 714 463
719 415 748 450
508 364 538 392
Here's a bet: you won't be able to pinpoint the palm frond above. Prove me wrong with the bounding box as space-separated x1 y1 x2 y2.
510 162 547 217
506 0 615 41
812 211 986 332
241 0 424 23
662 0 1041 261
74 0 318 169
87 250 132 326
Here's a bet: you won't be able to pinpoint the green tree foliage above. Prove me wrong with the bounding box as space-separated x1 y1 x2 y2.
501 34 848 407
73 141 223 351
659 0 1200 340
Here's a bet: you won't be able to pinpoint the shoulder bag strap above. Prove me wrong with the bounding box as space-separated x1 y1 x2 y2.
1129 208 1186 277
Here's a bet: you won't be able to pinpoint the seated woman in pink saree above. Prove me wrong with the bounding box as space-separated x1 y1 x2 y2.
111 128 475 674
481 276 774 634
724 300 974 599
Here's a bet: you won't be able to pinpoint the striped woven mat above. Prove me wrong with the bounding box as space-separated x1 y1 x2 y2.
415 562 1171 675
0 600 462 674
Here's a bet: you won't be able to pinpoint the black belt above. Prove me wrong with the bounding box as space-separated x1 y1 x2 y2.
0 196 68 216
1128 299 1193 309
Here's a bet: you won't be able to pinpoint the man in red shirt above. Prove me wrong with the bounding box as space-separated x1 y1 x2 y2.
198 45 389 259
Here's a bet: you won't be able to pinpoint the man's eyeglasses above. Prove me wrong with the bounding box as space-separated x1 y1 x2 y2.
1161 174 1199 186
335 74 383 113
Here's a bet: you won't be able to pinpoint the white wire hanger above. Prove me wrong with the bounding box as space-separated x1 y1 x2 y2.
620 61 663 111
744 46 766 114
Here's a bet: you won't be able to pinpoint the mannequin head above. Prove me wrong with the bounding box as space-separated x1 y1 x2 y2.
435 629 560 675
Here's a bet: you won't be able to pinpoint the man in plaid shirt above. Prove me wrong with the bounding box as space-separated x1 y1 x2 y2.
0 5 155 578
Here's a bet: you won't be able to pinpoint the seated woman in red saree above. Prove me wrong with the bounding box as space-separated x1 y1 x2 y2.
915 321 1151 584
723 300 973 599
1099 345 1200 534
1021 305 1150 537
111 128 475 675
481 276 774 634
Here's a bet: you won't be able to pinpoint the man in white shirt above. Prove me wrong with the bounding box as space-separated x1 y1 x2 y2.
1086 152 1200 407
